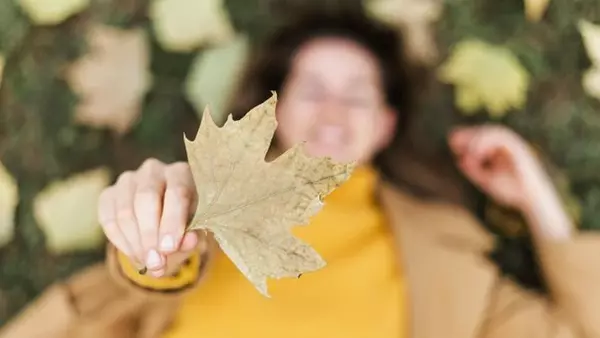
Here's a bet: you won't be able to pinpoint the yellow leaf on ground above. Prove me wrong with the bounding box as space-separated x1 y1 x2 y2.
33 168 111 254
17 0 89 25
582 68 600 100
149 0 235 52
525 0 550 22
0 163 18 248
579 20 600 65
65 25 152 134
366 0 443 64
455 86 481 115
0 55 5 86
185 35 250 125
578 20 600 100
184 93 355 297
438 39 530 117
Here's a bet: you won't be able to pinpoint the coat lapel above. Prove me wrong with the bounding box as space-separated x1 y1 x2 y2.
379 182 500 338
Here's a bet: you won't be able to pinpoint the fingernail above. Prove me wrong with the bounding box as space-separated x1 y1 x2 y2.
160 235 175 252
146 250 161 269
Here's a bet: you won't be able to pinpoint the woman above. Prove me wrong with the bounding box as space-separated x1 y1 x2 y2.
2 8 599 338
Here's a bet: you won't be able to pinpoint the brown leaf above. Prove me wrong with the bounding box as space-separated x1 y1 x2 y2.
524 0 550 22
65 25 152 134
184 93 355 297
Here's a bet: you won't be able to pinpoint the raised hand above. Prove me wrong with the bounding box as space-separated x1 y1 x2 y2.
98 159 200 277
448 125 573 239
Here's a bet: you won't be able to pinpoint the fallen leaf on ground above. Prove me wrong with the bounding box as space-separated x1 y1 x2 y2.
578 20 600 100
438 39 530 117
185 35 250 125
184 93 355 297
17 0 90 25
0 163 18 248
33 167 111 254
525 0 550 22
149 0 235 52
0 55 4 86
366 0 443 64
65 25 152 134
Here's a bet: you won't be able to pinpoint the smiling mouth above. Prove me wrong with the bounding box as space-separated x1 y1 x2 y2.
311 125 346 147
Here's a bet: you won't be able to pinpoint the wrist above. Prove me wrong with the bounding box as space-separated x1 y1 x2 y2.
521 174 573 239
516 161 573 239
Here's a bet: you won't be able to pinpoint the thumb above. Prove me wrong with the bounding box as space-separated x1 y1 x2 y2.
162 231 202 276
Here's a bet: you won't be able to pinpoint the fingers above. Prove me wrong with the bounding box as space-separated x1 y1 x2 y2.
98 187 132 257
450 125 523 156
180 231 199 252
134 159 167 270
448 127 478 156
156 232 200 278
159 162 196 254
449 125 524 187
98 159 198 277
114 171 145 265
449 126 498 185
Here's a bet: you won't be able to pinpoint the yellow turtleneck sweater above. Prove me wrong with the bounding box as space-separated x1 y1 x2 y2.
125 167 407 338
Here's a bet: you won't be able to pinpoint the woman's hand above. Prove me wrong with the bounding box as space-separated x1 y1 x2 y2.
98 159 200 277
448 124 573 239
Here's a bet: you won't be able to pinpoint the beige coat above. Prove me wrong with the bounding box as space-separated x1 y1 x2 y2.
1 181 599 338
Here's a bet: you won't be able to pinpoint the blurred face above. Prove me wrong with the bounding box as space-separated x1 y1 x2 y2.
275 37 397 164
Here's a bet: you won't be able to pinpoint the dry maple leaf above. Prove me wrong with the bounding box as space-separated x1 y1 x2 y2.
184 92 355 297
65 25 152 134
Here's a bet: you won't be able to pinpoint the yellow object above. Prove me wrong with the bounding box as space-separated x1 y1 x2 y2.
525 0 550 22
118 248 201 291
123 166 407 338
18 0 90 25
168 166 405 337
438 39 530 118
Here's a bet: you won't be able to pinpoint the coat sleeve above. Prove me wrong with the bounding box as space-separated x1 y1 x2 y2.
0 264 148 338
106 233 215 299
484 233 600 338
